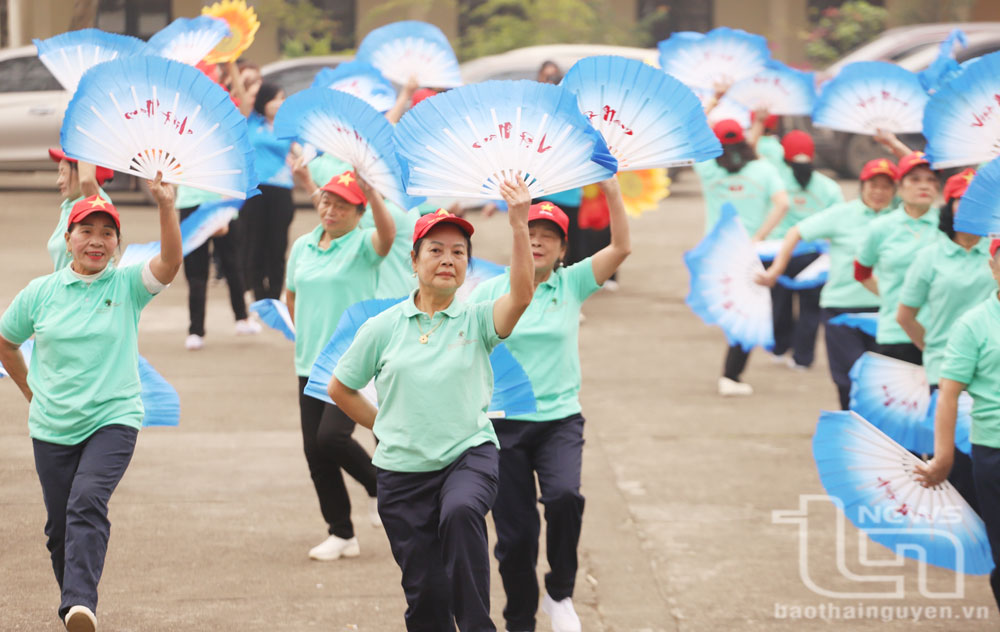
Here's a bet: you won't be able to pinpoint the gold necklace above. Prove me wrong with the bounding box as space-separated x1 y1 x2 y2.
416 315 445 344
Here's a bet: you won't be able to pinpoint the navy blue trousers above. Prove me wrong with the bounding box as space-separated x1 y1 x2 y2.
377 443 499 632
971 444 1000 612
822 307 880 410
491 415 585 632
771 253 823 367
32 424 137 620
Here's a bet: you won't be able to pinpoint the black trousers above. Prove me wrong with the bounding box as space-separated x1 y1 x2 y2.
33 424 138 620
723 345 751 381
377 443 499 632
180 206 248 337
878 342 923 366
241 185 294 300
771 253 822 367
297 377 377 540
491 415 585 632
971 444 1000 612
822 307 880 410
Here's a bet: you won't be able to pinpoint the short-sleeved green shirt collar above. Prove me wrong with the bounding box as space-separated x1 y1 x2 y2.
400 289 465 319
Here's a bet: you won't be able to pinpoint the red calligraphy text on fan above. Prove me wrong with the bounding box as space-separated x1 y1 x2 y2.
471 122 554 153
331 122 365 143
583 106 634 136
857 91 908 109
122 99 194 135
876 478 933 520
879 384 921 412
970 95 1000 127
752 75 791 96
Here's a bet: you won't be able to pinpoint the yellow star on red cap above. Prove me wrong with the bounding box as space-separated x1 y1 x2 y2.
540 203 555 212
963 171 975 183
336 172 355 186
87 196 109 209
879 160 889 169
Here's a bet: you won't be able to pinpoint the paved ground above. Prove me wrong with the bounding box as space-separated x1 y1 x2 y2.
0 174 995 631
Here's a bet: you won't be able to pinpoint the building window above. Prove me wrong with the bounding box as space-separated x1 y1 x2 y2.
97 0 171 40
1 0 8 49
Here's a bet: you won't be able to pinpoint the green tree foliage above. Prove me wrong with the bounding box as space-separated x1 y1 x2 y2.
458 0 635 61
258 0 345 57
802 1 888 67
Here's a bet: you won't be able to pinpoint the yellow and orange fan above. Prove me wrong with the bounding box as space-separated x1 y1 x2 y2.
581 169 670 226
201 0 260 64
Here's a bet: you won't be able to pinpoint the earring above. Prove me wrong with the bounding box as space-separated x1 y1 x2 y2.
411 271 417 277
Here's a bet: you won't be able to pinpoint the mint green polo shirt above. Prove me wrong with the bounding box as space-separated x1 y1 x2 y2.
769 167 844 239
333 290 502 472
360 200 418 299
0 264 158 445
899 232 994 384
48 188 111 271
175 185 222 210
467 258 601 421
797 199 884 309
285 225 384 377
757 135 784 166
855 206 939 345
693 158 785 236
941 295 1000 449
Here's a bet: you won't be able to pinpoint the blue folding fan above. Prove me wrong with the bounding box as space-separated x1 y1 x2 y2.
483 343 537 418
813 410 992 575
117 198 242 267
827 312 878 338
355 20 462 88
305 297 408 404
144 15 230 66
954 157 1000 236
0 339 34 378
394 80 617 200
775 253 829 290
312 61 397 113
921 390 974 456
560 55 721 170
138 355 180 427
726 60 816 116
684 203 774 352
61 56 258 198
918 29 968 94
249 299 296 342
657 27 770 92
34 29 146 93
924 51 1000 168
812 62 928 135
754 239 828 262
849 352 931 446
274 87 420 210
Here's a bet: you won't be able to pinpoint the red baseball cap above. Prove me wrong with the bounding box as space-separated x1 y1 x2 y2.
527 201 569 236
413 208 475 244
896 151 932 180
859 158 898 182
411 88 437 108
943 168 976 202
68 195 120 231
713 119 745 145
48 148 114 185
319 171 367 205
991 239 1000 258
750 111 779 131
781 130 814 163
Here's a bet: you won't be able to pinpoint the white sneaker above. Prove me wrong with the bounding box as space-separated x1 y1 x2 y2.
235 318 262 335
785 356 809 371
542 593 581 632
64 605 97 632
718 377 753 397
369 497 382 528
308 534 360 561
184 334 204 351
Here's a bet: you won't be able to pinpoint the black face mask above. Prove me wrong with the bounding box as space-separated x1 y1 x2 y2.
789 161 814 189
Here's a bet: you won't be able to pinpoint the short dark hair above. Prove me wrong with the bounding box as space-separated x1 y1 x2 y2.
938 198 957 239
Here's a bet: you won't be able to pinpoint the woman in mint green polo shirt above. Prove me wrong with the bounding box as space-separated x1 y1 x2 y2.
466 177 630 632
328 178 535 632
854 151 941 365
46 148 113 271
693 118 789 396
284 170 395 563
759 158 898 409
0 174 180 631
916 239 1000 612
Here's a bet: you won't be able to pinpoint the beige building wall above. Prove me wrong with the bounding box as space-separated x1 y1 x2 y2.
714 0 810 65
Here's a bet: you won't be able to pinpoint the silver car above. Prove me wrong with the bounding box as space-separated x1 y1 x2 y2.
0 45 68 170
